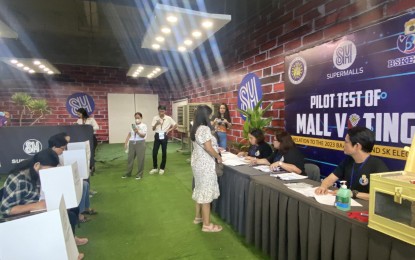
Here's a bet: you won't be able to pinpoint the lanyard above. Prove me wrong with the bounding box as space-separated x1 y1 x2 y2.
350 155 370 189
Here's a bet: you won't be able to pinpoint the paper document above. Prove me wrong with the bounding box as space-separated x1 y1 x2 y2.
271 172 308 180
253 165 272 172
285 183 316 197
314 194 362 207
222 158 248 166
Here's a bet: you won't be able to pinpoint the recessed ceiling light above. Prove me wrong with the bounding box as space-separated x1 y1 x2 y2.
166 15 178 23
191 31 202 38
155 67 161 72
178 46 186 52
29 70 35 73
33 60 41 65
1 58 60 74
184 39 193 46
10 59 18 64
47 71 54 75
201 20 213 28
133 74 138 78
39 64 45 69
155 36 165 42
16 63 23 67
161 27 171 34
138 66 144 70
152 44 161 50
23 67 30 71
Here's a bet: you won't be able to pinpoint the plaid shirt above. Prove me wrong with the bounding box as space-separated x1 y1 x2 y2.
0 169 40 215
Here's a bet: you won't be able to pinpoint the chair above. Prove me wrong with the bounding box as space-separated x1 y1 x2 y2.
305 163 321 182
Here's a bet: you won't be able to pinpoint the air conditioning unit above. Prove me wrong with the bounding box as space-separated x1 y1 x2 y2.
176 102 213 134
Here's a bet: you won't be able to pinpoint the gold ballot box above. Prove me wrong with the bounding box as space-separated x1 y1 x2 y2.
369 136 415 245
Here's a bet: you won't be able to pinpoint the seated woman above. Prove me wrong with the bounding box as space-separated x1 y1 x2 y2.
237 128 273 159
253 130 305 175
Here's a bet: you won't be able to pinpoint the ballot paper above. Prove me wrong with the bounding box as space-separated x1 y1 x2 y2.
285 183 316 197
314 194 362 207
271 172 309 180
253 165 272 172
222 158 249 166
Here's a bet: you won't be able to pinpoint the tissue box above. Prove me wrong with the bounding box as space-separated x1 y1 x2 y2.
369 171 415 245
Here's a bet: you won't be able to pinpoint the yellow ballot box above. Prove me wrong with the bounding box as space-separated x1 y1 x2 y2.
369 135 415 245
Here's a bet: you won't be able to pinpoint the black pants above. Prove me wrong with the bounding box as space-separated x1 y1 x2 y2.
152 133 168 170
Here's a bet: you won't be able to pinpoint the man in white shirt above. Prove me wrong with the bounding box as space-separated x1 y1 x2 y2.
150 105 177 175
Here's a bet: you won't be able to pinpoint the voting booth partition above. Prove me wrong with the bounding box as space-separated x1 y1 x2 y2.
0 197 79 260
63 143 90 180
39 163 83 211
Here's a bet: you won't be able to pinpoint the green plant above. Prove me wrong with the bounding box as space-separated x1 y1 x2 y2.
11 92 32 126
237 98 273 139
28 99 51 125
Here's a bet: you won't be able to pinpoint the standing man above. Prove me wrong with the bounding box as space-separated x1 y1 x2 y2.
150 105 177 175
315 126 389 200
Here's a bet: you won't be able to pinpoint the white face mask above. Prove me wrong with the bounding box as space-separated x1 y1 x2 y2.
135 119 141 124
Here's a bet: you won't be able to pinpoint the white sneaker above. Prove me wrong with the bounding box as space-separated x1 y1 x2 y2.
149 169 158 175
159 169 165 175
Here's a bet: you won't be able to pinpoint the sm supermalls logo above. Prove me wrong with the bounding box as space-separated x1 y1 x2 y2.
66 92 95 117
23 139 42 155
238 73 262 120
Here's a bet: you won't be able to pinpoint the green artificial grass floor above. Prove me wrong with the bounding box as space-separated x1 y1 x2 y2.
77 141 269 260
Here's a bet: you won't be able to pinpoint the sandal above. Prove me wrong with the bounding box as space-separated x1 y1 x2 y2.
82 208 98 215
202 223 222 232
193 217 203 224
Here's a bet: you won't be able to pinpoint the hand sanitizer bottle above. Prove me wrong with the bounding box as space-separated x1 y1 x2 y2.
336 181 351 211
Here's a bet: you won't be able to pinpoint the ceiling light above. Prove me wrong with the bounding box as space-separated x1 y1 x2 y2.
184 39 193 46
0 58 60 75
191 31 202 38
161 27 171 34
201 20 213 28
178 46 186 52
127 64 168 79
155 36 165 42
151 44 161 50
141 4 231 52
166 15 178 23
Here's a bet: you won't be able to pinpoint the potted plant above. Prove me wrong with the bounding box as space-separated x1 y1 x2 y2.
11 92 32 126
28 99 51 125
237 98 273 139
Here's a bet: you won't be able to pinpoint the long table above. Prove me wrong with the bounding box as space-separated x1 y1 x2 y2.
214 165 415 260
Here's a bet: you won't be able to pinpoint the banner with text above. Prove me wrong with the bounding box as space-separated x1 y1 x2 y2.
285 13 415 175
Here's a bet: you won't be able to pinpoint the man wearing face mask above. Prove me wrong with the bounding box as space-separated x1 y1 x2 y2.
123 112 148 180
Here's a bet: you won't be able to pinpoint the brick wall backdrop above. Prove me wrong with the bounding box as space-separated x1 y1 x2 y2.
0 64 171 142
174 0 414 146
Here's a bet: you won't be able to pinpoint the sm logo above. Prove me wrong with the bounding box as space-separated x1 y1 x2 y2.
66 93 95 117
23 139 42 155
238 73 263 120
333 40 357 70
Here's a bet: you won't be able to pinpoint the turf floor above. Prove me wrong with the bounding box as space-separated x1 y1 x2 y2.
76 141 268 260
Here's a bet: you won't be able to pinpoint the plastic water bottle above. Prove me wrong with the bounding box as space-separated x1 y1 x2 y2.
336 181 351 211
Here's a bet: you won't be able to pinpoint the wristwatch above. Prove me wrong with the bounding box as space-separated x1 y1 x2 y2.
352 190 359 199
278 161 282 166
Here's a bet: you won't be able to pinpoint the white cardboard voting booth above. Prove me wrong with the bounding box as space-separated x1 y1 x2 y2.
40 163 83 211
68 140 91 170
0 197 79 260
63 149 89 179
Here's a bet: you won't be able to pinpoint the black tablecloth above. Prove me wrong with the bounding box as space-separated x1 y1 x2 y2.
212 165 268 236
246 175 415 260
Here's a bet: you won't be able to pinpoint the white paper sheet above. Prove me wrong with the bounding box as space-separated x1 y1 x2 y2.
271 172 309 180
314 193 362 207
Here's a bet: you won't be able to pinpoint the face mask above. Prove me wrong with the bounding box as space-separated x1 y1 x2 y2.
135 119 141 124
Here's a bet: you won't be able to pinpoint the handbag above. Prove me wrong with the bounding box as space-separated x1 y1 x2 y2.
215 158 224 177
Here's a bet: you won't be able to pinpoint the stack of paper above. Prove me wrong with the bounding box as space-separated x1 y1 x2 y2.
271 172 308 180
314 194 362 206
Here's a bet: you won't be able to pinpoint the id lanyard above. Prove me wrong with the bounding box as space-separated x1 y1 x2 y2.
349 155 370 189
